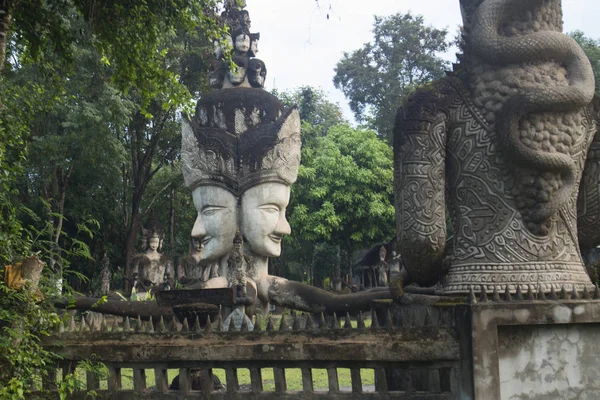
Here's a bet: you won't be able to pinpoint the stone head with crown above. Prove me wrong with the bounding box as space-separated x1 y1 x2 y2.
181 0 300 281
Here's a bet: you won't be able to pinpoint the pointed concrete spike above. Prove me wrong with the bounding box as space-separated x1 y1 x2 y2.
503 286 512 302
515 286 524 301
306 315 316 330
68 314 76 332
279 314 289 331
356 312 365 329
548 286 557 300
182 317 190 332
469 286 477 304
319 313 327 329
266 316 275 331
100 315 108 332
193 316 201 333
479 285 489 302
594 285 600 300
343 313 352 329
371 310 380 329
111 317 119 333
492 286 501 302
86 313 94 329
228 316 237 332
147 317 155 333
332 313 340 329
560 285 568 300
526 285 535 301
571 286 579 300
292 315 302 331
241 316 249 332
215 313 223 332
423 309 433 327
135 316 143 332
80 317 88 332
58 319 65 333
583 286 591 300
385 309 395 328
170 316 179 332
205 315 213 333
538 285 547 301
124 317 131 332
158 316 167 333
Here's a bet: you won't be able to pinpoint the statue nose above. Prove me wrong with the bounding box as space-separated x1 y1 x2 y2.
191 214 206 238
274 215 291 236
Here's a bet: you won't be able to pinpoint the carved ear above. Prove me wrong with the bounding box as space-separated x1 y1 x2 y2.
273 106 301 184
276 106 300 141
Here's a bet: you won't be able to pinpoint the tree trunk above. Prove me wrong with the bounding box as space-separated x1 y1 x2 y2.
347 241 353 285
169 186 175 256
332 244 342 292
0 1 12 78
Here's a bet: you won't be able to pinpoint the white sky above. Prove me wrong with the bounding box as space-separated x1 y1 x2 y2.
246 0 600 123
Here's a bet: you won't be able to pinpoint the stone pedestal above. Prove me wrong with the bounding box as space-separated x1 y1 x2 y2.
375 289 600 399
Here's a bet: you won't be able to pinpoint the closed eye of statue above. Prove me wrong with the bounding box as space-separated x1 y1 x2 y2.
202 206 226 216
258 204 279 214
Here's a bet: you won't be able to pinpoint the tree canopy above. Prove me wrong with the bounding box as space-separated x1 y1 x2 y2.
333 12 450 141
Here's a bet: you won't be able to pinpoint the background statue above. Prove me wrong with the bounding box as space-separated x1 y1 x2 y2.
394 0 599 294
177 237 219 285
131 227 174 298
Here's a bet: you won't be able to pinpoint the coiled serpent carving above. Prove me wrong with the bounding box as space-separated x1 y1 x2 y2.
471 0 595 222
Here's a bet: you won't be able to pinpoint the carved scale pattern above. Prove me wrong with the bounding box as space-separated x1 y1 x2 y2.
394 77 597 294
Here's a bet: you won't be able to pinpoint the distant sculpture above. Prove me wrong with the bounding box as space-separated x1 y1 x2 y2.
394 0 599 294
131 227 174 298
99 253 111 296
177 238 219 285
210 0 265 90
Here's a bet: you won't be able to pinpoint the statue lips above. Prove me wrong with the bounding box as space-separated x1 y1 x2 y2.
268 234 283 243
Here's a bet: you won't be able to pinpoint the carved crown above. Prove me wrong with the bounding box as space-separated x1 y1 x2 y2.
182 89 301 195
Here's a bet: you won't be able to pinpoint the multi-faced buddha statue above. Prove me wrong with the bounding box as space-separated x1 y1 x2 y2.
393 0 599 294
179 0 391 314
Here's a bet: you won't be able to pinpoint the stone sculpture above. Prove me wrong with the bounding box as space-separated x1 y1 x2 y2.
393 0 599 294
131 227 174 298
177 237 219 285
178 0 391 314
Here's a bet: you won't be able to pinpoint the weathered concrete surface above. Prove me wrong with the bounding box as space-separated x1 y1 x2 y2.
498 324 600 400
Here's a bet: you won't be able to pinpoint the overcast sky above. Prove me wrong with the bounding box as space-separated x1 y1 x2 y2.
245 0 600 123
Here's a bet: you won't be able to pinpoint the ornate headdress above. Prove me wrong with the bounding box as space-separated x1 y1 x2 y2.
182 90 301 195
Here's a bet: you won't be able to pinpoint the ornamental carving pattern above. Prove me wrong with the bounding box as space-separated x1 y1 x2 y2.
393 0 599 294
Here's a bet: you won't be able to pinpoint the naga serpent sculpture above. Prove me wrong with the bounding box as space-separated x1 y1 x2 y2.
471 0 595 222
394 0 599 294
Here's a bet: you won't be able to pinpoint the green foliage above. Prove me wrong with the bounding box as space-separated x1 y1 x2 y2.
333 12 450 141
289 123 395 274
570 31 600 95
0 280 60 397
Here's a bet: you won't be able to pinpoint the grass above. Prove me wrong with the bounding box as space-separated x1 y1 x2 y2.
110 367 375 391
63 364 376 392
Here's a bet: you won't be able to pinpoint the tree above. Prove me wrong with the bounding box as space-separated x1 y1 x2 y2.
570 31 600 95
289 124 395 282
333 12 450 141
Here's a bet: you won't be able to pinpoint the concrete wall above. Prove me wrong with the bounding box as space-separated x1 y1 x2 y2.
498 324 600 400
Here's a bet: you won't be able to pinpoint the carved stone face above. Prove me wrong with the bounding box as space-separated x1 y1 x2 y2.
241 182 291 257
250 39 258 55
228 63 247 85
191 185 238 261
209 60 226 89
235 33 250 53
148 237 160 252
